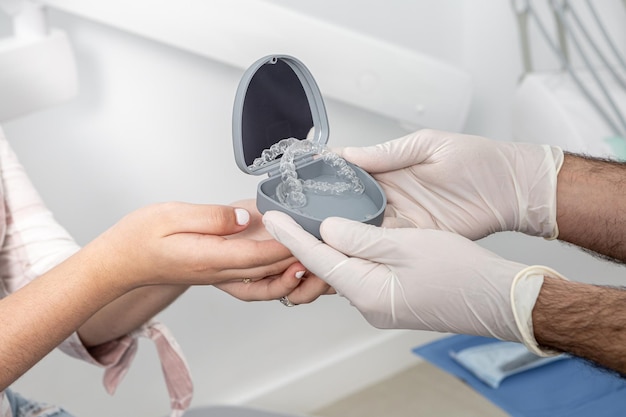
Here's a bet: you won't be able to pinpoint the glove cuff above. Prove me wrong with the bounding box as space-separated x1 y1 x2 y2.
510 265 567 357
544 146 564 240
523 145 564 240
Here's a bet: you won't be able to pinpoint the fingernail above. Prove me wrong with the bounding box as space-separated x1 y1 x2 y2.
295 270 305 279
235 208 250 225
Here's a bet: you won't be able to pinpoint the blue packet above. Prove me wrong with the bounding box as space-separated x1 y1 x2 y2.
450 341 567 388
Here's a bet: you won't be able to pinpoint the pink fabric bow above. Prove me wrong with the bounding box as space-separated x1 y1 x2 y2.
96 320 193 417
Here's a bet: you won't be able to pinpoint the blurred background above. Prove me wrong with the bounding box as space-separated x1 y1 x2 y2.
1 1 625 416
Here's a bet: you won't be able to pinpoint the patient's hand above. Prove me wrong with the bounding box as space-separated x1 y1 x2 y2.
219 199 335 303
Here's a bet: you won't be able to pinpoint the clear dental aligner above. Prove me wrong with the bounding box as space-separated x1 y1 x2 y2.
250 138 364 209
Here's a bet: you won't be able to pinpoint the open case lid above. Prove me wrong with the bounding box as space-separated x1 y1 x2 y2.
232 55 330 176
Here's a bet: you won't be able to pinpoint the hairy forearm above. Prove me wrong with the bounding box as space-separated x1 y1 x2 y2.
556 153 626 263
78 285 189 347
533 277 626 375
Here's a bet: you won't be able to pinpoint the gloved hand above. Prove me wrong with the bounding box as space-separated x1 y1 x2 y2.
335 129 564 240
263 211 566 356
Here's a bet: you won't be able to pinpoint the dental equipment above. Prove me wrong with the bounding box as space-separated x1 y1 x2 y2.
511 0 626 139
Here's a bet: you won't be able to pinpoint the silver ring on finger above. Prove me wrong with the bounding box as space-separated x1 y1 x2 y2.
279 296 296 307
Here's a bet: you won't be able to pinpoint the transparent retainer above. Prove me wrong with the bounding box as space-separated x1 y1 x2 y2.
249 138 365 209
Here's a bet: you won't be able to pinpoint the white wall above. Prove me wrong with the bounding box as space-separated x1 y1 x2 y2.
2 1 625 417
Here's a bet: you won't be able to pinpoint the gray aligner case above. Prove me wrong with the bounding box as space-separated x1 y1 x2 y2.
232 54 386 239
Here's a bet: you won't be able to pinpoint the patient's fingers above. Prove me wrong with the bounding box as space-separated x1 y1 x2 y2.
214 263 306 301
282 273 335 304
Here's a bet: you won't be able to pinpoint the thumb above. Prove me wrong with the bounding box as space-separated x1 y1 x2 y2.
335 132 425 173
163 204 251 236
334 144 394 173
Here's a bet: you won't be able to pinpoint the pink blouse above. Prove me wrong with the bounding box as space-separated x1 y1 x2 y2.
0 128 192 417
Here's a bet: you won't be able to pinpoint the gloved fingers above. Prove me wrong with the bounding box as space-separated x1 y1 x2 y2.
263 211 351 279
335 130 445 173
319 217 411 263
264 211 394 300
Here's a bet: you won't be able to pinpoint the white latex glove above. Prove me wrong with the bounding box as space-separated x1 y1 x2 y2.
264 211 566 356
335 129 564 240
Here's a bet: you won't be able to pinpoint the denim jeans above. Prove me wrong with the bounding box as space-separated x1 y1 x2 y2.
4 389 76 417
